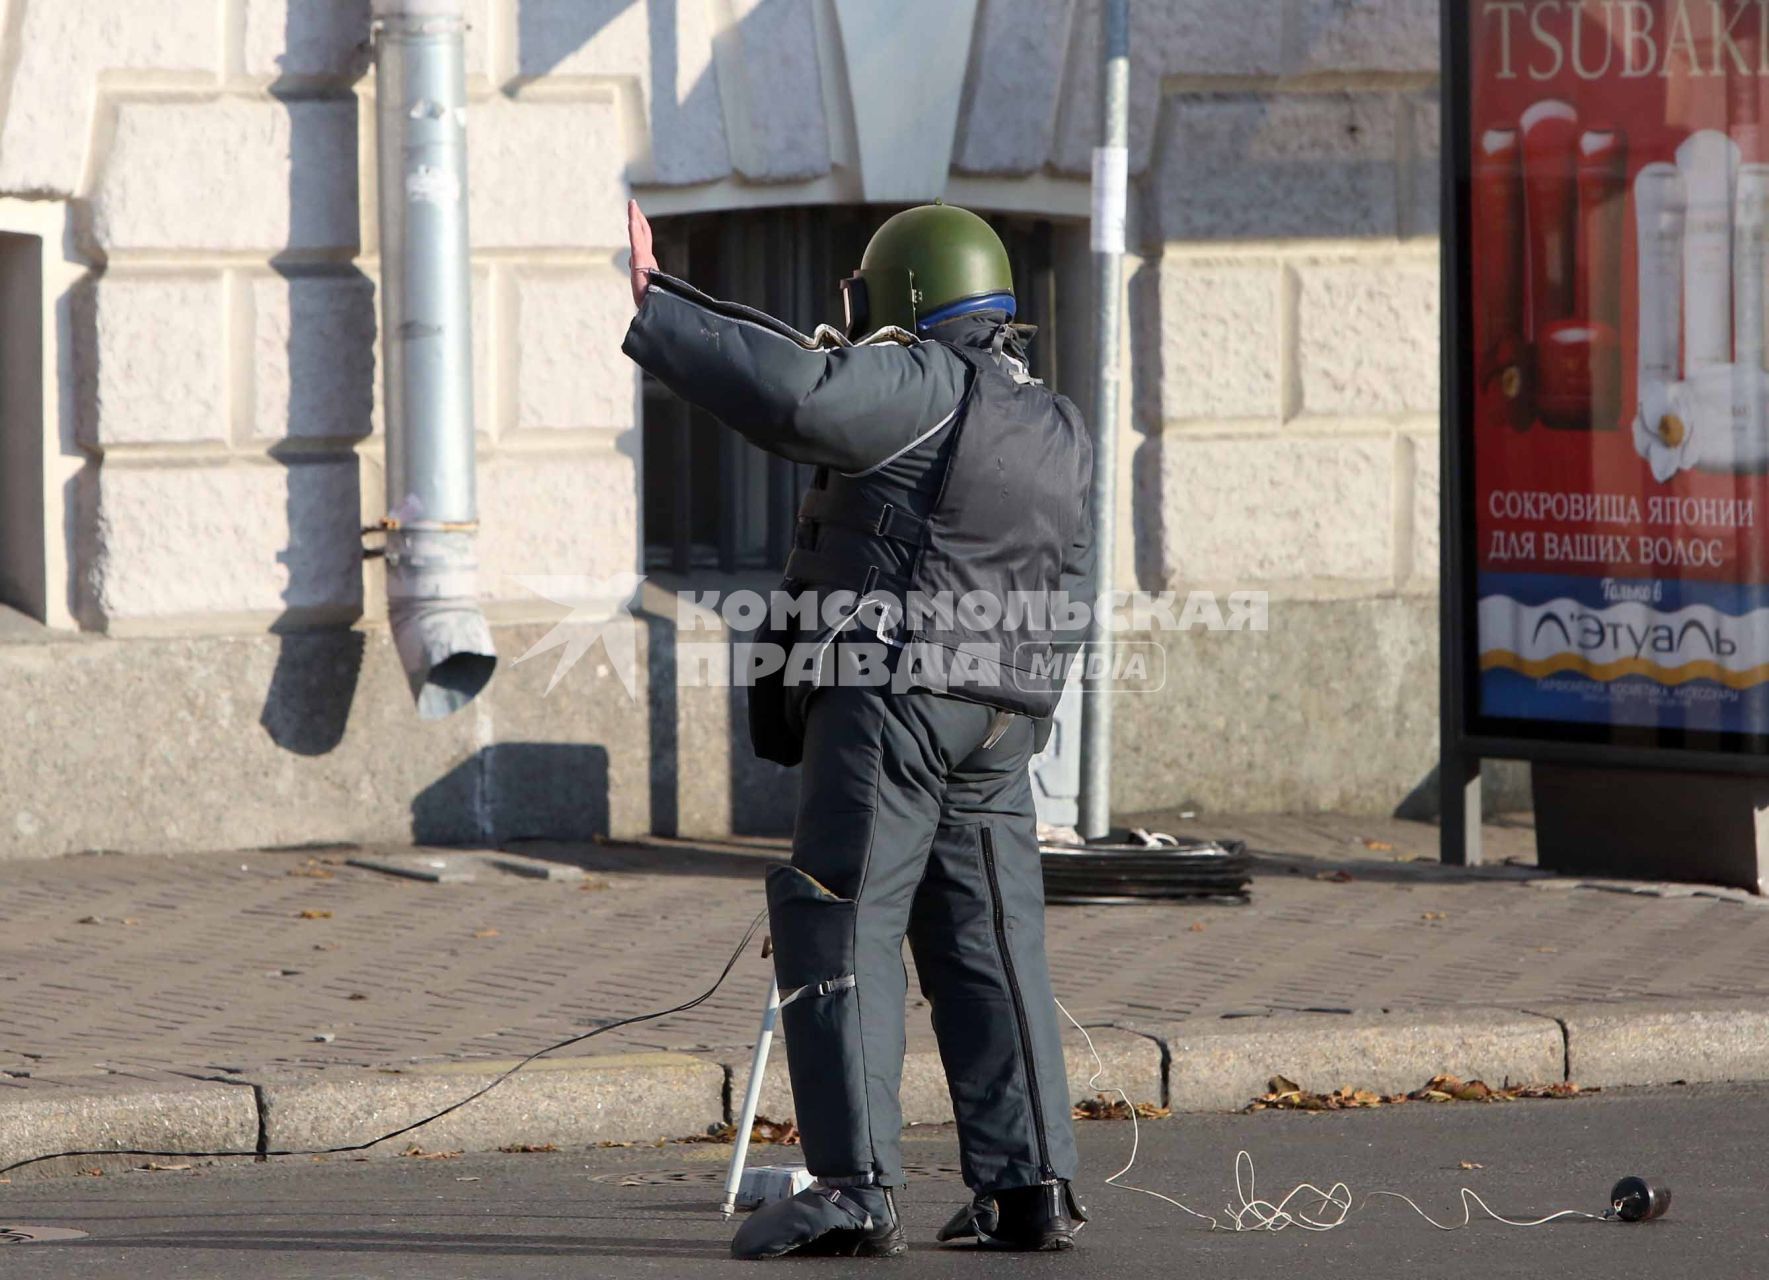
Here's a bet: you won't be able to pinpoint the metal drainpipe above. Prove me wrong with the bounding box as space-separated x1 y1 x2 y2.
371 0 495 718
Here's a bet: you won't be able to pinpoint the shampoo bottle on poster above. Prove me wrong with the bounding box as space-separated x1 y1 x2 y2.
1575 128 1627 429
1729 37 1761 162
1633 162 1688 473
1678 131 1738 362
1733 164 1769 472
1474 127 1528 427
1522 101 1580 344
1534 126 1627 432
1678 131 1740 469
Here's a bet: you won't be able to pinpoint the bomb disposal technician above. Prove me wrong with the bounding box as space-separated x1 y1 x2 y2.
621 199 1096 1259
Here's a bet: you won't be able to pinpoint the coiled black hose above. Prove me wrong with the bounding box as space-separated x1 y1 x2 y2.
1040 833 1251 904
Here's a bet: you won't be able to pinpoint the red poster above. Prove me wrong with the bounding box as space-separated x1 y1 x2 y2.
1470 0 1769 735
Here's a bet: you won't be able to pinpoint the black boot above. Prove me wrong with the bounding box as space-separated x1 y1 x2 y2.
731 1183 906 1260
937 1181 1087 1251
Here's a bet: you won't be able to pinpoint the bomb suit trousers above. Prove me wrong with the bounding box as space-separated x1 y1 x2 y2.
765 672 1079 1194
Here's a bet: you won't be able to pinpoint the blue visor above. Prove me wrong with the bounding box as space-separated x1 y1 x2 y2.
915 291 1017 332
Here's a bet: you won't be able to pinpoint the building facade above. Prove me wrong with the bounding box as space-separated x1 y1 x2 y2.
0 0 1483 860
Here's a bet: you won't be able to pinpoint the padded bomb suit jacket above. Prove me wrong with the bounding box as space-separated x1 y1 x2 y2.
622 272 1096 762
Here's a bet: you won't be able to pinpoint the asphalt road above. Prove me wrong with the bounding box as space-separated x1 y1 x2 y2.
3 1084 1764 1279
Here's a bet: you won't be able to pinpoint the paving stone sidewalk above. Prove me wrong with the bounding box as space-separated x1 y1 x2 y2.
4 811 1766 1097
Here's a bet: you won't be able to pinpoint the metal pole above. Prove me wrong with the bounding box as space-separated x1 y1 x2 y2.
1079 0 1130 840
1438 0 1482 867
720 976 781 1219
373 0 495 718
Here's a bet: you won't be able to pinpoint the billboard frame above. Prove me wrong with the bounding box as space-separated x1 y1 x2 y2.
1438 2 1769 862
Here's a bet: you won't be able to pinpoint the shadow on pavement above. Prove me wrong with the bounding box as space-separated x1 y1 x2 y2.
1245 850 1545 887
504 835 786 882
69 1230 729 1260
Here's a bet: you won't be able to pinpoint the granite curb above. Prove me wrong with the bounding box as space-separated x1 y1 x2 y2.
1527 998 1769 1089
0 1079 260 1181
6 1002 1769 1179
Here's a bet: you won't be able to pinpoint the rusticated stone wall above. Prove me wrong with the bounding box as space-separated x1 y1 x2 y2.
0 0 1468 856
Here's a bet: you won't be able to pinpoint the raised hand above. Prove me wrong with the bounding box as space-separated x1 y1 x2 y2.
628 198 657 309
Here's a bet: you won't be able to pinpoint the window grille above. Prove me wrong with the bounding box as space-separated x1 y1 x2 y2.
641 207 1061 575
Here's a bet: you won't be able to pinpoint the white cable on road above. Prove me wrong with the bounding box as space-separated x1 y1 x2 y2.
1053 997 1613 1234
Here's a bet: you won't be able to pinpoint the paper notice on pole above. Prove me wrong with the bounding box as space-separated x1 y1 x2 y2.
1091 145 1128 254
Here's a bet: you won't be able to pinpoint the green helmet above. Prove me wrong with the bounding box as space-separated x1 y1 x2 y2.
841 203 1015 338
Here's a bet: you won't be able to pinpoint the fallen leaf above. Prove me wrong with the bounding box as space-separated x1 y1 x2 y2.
1536 946 1559 954
297 909 333 920
1363 839 1394 852
1422 911 1447 922
1187 922 1206 933
473 928 500 939
313 943 340 952
1415 1075 1493 1102
1072 1093 1171 1121
498 1143 558 1154
1508 1081 1591 1099
1247 1072 1592 1113
682 1115 801 1145
595 1140 635 1149
140 1162 192 1172
1315 869 1355 883
122 918 140 926
1458 1161 1484 1170
400 1146 462 1160
79 1168 104 1177
288 865 335 879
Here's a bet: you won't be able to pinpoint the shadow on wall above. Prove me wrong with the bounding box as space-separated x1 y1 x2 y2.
642 606 798 839
263 0 376 754
518 0 730 185
1127 261 1165 591
261 627 367 755
727 674 796 836
644 608 678 835
518 0 633 78
413 742 612 844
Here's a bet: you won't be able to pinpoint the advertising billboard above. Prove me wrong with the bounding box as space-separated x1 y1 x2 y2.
1461 0 1769 750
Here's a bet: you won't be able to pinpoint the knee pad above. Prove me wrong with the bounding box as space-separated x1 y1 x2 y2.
767 866 857 1000
765 866 871 1173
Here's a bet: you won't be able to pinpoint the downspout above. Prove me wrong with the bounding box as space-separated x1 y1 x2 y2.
371 0 495 718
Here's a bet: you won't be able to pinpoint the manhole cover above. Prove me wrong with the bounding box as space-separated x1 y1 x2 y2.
1 1225 88 1244
588 1167 722 1187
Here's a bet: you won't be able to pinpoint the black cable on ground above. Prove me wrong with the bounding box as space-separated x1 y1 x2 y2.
0 909 769 1180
